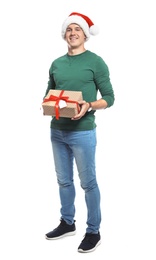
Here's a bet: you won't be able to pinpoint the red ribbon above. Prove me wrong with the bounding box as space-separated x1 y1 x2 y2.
42 90 80 119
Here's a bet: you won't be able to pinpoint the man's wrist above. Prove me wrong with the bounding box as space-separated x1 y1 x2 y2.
87 102 92 112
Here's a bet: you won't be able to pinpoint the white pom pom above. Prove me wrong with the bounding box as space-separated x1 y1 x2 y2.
89 25 99 36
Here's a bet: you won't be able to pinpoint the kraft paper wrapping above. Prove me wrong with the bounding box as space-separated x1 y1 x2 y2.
42 89 83 119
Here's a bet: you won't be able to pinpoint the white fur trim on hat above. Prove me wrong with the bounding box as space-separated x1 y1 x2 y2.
61 12 99 41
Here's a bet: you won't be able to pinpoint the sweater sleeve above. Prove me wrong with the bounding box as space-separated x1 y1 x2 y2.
94 57 115 107
43 63 56 99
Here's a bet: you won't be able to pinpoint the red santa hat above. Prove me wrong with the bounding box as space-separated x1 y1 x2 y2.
61 12 99 41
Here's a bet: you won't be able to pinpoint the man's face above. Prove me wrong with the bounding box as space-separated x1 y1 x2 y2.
65 23 86 48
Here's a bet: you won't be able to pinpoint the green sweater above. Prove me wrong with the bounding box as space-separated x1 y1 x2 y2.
44 50 115 131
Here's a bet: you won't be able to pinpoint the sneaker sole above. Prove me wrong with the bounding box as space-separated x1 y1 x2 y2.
45 230 76 240
78 239 101 253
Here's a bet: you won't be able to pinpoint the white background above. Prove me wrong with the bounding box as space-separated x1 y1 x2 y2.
0 0 156 259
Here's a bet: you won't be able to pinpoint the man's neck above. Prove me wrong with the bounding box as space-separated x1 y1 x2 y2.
68 46 86 56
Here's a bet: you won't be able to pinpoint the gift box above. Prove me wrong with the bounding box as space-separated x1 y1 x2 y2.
42 89 83 119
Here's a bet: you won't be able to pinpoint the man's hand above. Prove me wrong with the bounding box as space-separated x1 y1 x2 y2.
71 101 89 120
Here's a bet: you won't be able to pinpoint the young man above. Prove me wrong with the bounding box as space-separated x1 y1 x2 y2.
44 12 115 253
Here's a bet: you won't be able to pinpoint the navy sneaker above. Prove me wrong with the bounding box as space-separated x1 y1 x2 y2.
45 219 76 240
78 232 101 253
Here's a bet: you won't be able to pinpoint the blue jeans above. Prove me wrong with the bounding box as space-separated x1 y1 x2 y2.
50 128 101 234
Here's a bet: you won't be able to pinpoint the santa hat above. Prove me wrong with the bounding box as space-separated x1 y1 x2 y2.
61 12 99 41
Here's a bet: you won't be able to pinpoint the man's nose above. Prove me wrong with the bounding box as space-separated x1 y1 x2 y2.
70 30 76 34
